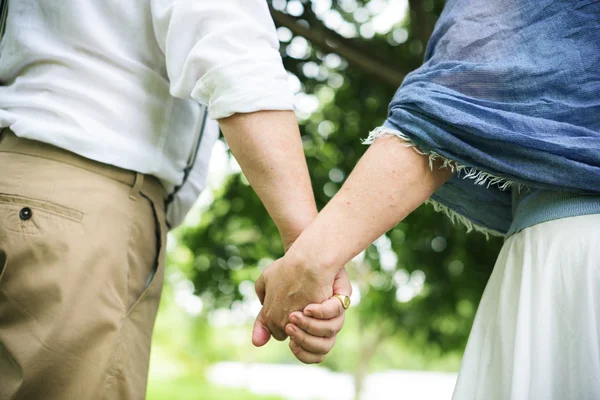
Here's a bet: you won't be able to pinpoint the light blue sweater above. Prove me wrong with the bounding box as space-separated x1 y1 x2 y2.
507 190 600 238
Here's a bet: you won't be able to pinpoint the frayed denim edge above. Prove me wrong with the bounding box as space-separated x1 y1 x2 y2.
362 126 510 238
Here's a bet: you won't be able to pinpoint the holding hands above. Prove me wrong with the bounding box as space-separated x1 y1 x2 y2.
220 112 450 365
252 251 351 364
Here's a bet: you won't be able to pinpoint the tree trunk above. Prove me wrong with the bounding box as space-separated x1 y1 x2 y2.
353 330 385 400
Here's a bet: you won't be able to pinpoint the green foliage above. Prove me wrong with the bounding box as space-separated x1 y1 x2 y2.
177 0 503 356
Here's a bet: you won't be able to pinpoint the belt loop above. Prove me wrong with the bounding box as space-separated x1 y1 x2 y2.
130 172 144 200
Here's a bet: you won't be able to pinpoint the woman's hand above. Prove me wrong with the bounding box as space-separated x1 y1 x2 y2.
286 268 351 363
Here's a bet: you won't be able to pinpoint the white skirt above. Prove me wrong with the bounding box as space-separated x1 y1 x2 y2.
453 214 600 400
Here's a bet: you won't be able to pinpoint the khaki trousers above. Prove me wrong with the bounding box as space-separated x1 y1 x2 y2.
0 129 167 399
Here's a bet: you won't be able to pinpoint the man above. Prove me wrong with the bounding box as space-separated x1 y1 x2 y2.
0 1 350 398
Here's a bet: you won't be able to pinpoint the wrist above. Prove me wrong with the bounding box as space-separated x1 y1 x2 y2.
277 210 318 251
285 236 342 281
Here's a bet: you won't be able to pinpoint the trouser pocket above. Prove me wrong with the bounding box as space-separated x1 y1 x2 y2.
104 191 167 400
124 193 165 312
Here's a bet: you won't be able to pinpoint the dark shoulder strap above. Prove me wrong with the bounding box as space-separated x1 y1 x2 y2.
0 0 7 40
164 105 209 207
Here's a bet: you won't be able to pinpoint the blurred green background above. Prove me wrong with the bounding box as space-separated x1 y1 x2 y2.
147 0 503 399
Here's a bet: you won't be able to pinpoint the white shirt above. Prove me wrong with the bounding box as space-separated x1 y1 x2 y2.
0 0 294 206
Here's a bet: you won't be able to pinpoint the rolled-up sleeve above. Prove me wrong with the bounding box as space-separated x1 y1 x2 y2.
151 0 294 120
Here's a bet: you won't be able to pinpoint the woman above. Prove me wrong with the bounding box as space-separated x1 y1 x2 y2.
254 0 600 397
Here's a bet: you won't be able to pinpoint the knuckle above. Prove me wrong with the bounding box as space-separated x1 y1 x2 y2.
314 339 335 356
326 306 338 319
327 338 338 351
311 345 329 356
303 318 314 332
296 331 307 346
311 355 326 364
324 327 336 338
299 353 314 364
333 321 344 335
295 315 308 330
290 342 301 355
298 355 311 364
319 338 336 355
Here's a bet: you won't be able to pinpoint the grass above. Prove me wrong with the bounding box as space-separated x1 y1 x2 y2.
147 375 284 400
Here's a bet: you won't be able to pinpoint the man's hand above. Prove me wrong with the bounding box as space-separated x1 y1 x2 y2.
252 253 337 342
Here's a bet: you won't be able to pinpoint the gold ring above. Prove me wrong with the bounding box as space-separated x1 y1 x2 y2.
332 294 351 310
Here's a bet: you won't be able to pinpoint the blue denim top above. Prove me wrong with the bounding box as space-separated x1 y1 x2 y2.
382 0 600 236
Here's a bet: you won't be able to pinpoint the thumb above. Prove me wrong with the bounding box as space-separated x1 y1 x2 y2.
252 309 272 347
332 267 352 297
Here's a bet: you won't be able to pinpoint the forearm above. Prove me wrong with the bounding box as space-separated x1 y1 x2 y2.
219 110 317 247
288 136 452 275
